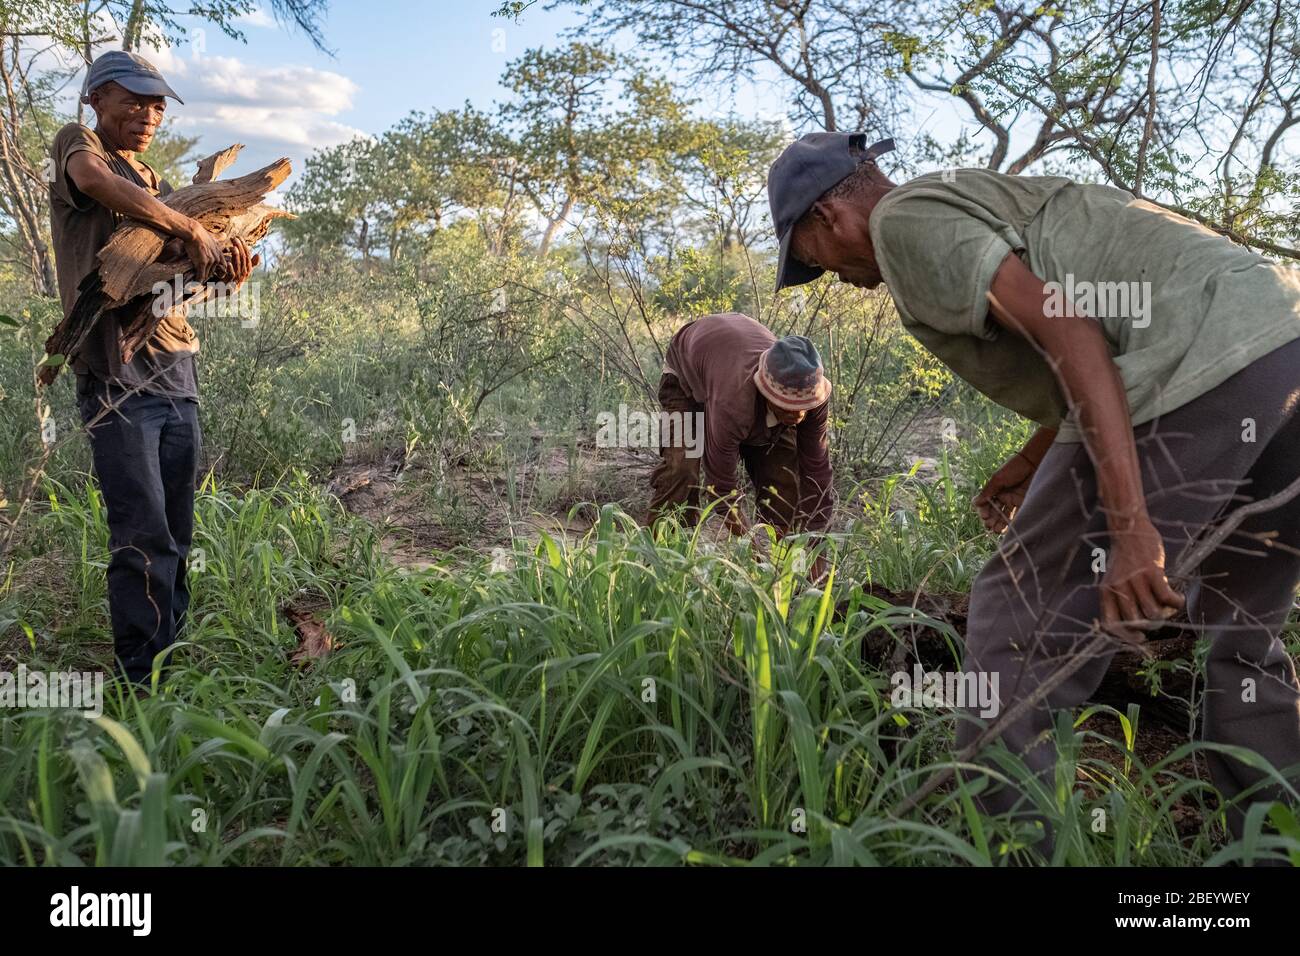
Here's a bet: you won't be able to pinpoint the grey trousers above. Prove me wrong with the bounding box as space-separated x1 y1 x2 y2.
958 337 1300 846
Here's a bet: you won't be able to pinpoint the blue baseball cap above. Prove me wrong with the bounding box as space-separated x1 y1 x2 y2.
767 132 894 292
81 51 183 105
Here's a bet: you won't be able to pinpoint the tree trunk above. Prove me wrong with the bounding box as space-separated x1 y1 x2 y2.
78 0 92 126
0 37 55 296
538 194 574 258
121 0 146 50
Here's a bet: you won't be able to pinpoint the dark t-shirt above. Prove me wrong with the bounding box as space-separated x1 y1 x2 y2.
49 123 198 400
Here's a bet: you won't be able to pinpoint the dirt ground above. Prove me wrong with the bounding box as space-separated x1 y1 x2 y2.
326 433 656 568
324 408 959 569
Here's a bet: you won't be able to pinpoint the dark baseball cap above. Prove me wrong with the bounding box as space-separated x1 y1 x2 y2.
768 132 894 292
81 50 183 104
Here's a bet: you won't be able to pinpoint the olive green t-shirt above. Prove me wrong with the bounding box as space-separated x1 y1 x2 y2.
869 169 1300 442
49 122 199 400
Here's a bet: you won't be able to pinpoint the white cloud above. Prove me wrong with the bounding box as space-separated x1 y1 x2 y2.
175 55 357 113
236 7 276 29
170 107 362 151
42 35 365 190
162 53 363 188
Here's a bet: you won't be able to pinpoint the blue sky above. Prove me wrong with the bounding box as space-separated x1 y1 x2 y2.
138 1 651 186
43 2 596 189
203 1 590 139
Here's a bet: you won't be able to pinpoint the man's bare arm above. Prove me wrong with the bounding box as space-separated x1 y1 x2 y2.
986 251 1183 639
66 150 225 281
972 423 1056 533
1018 425 1057 465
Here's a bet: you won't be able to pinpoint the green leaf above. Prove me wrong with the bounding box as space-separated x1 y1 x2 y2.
90 714 153 790
1267 802 1300 866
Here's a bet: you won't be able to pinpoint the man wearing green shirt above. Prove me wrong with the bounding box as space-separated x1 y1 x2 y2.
768 131 1300 853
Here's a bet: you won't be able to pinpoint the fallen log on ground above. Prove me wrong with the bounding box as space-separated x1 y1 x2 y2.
38 144 293 386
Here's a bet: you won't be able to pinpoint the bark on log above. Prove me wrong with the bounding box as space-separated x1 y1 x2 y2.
97 157 292 304
38 147 293 386
193 143 244 185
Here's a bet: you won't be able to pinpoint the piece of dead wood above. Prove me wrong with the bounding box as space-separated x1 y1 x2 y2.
844 585 966 677
286 604 337 665
193 143 244 184
38 145 294 386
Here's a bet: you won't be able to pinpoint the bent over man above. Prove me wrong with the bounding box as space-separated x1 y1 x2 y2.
647 312 836 557
768 130 1300 851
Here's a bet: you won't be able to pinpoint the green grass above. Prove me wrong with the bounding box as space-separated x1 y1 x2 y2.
1 476 1295 866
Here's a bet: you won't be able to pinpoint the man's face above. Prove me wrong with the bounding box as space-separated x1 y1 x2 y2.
771 405 807 426
789 197 881 288
91 82 167 152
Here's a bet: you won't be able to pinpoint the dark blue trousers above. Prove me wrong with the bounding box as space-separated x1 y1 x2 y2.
76 377 200 684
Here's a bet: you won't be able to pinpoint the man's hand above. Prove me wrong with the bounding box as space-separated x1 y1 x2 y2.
182 221 224 283
973 452 1036 533
1100 517 1184 643
216 237 258 287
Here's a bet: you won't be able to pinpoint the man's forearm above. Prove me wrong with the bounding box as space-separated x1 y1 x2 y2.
1018 425 1057 467
80 172 201 241
988 258 1149 533
1058 332 1148 529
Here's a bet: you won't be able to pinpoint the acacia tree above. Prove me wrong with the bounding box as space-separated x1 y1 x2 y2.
898 1 1298 254
499 42 698 257
283 107 522 263
530 0 903 134
115 0 331 53
668 116 786 252
534 0 1297 258
386 108 521 257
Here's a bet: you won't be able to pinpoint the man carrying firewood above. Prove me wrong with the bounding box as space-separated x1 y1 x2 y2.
48 51 255 687
768 131 1300 854
647 312 835 578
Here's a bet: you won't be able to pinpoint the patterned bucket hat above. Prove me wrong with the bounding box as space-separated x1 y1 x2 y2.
753 335 832 411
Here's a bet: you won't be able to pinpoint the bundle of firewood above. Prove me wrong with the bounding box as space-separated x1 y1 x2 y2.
39 144 294 386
